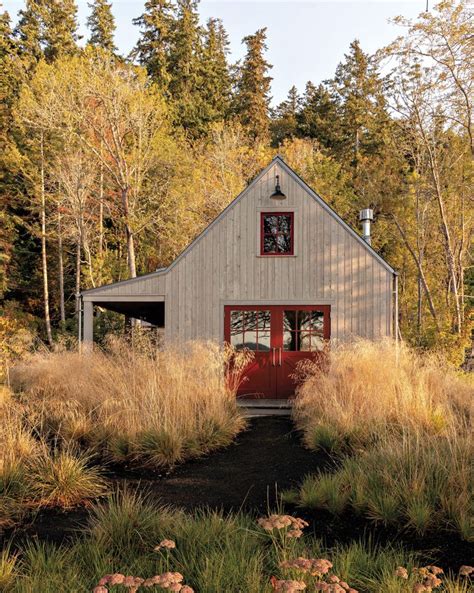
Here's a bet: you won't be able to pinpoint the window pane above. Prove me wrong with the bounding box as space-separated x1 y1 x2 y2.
279 215 292 233
283 331 298 351
243 330 258 350
299 332 312 351
259 332 271 351
276 234 291 252
263 236 277 253
230 311 243 349
258 310 271 331
300 310 324 332
243 311 258 332
263 215 279 234
230 311 243 335
284 310 297 332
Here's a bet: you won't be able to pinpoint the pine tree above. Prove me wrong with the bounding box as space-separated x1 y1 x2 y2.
0 7 21 300
41 0 81 62
234 28 272 140
297 81 341 149
132 0 176 89
331 40 387 166
14 0 43 69
168 0 203 132
271 85 301 146
87 0 116 53
199 18 232 125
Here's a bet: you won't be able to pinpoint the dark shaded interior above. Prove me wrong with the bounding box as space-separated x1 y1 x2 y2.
98 301 165 326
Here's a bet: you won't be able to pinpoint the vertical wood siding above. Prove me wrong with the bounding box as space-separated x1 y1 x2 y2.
89 162 393 341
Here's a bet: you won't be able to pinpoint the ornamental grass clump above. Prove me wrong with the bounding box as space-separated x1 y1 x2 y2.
11 337 249 468
293 339 473 451
293 339 473 540
0 392 104 527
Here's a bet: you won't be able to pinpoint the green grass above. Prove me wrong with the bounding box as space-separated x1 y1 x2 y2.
292 433 473 540
3 492 471 593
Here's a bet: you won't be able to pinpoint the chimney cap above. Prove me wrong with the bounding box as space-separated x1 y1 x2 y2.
359 208 374 222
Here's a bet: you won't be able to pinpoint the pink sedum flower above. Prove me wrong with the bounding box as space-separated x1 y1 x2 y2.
395 567 409 579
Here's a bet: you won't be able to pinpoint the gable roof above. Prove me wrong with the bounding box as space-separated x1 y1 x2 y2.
83 155 395 296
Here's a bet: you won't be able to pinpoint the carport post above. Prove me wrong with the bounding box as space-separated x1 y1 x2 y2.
83 300 94 350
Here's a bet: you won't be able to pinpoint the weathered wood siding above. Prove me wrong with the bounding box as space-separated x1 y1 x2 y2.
84 159 394 342
163 161 393 341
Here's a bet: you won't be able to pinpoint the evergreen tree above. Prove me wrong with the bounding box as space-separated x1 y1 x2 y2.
87 0 116 53
14 0 43 69
297 81 341 149
331 40 387 166
271 85 301 146
41 0 81 62
199 18 232 125
168 0 203 133
234 28 272 140
132 0 176 89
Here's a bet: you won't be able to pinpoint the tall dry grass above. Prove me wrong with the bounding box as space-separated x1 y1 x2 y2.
293 339 473 451
0 392 105 528
11 338 248 467
292 340 474 540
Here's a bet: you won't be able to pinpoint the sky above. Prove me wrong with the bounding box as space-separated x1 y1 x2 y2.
4 0 428 104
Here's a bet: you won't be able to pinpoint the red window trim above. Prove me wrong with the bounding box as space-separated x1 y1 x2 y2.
260 211 294 256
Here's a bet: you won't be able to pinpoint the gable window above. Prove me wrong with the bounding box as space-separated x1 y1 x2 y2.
260 212 294 255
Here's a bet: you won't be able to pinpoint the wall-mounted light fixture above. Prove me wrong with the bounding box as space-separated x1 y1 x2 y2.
270 174 286 199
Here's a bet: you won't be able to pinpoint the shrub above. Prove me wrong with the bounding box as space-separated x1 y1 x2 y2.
11 338 248 468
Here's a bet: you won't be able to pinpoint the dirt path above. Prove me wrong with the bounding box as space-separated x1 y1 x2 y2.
3 417 473 569
112 416 331 513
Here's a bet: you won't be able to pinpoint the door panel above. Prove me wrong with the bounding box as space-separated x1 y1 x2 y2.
224 305 330 399
276 306 330 399
225 306 276 398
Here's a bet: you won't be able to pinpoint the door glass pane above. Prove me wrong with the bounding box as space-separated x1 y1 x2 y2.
259 332 271 351
258 310 271 331
230 309 272 351
300 310 324 332
299 332 312 351
243 331 258 350
283 310 297 331
283 309 326 351
283 331 297 351
230 311 244 349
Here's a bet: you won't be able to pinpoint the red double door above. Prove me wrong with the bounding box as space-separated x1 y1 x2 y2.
224 305 331 399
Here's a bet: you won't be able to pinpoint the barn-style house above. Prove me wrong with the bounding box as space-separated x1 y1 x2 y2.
81 156 398 399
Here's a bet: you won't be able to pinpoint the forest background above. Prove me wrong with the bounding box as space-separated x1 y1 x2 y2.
0 0 472 363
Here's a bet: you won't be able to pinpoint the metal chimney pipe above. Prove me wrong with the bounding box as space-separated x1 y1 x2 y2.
359 208 374 245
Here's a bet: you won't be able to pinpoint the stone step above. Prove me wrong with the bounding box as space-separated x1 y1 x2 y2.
237 398 293 417
237 398 293 409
